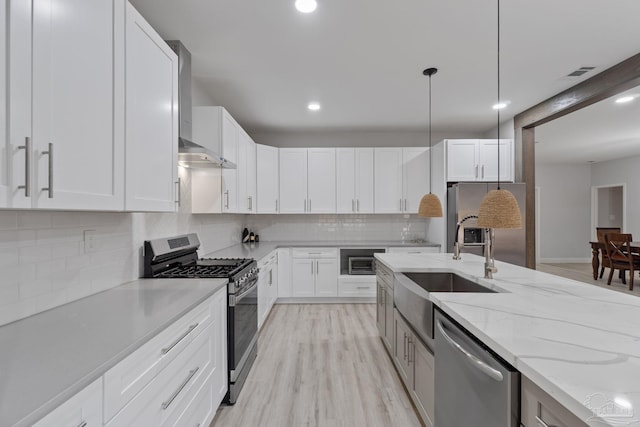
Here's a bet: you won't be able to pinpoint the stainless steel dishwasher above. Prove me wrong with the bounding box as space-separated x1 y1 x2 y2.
434 309 519 427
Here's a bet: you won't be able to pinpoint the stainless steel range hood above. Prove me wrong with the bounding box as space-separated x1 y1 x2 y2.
166 40 236 169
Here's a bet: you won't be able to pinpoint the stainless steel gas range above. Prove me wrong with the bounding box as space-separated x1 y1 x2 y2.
143 233 258 404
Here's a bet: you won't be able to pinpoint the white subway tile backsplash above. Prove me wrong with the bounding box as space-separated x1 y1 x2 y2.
0 212 18 230
18 211 53 229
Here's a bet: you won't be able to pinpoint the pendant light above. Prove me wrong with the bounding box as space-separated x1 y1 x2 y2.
477 0 522 229
418 67 443 218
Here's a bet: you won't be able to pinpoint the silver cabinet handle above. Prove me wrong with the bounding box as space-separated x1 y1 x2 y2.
356 286 368 289
269 269 272 285
400 199 402 211
309 199 311 212
436 320 503 382
304 199 307 212
481 164 485 179
17 137 31 196
407 336 413 364
77 422 87 427
352 199 355 212
403 332 408 360
315 260 319 275
275 199 278 212
404 199 407 211
311 260 314 275
161 367 199 410
161 323 199 355
41 142 53 198
535 416 554 427
357 199 360 212
175 177 181 207
475 164 479 178
224 190 229 209
248 196 252 211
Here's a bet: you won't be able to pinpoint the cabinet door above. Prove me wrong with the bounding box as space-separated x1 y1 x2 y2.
210 288 228 407
374 148 403 213
256 144 279 213
384 288 394 350
307 148 336 213
33 378 103 427
402 147 429 213
446 139 479 182
125 3 178 212
315 258 338 297
279 148 308 213
376 281 385 338
355 148 374 213
411 337 435 427
269 259 279 306
33 0 124 210
393 310 412 385
247 138 257 213
277 248 292 297
479 139 513 182
291 258 315 297
336 148 356 213
257 268 269 329
221 111 238 213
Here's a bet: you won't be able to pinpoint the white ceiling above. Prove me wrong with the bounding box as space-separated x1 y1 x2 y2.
129 0 640 147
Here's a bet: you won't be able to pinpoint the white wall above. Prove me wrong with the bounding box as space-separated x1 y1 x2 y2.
591 155 640 237
536 163 592 262
597 186 623 228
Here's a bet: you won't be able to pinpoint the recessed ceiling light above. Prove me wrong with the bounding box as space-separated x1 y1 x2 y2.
615 95 635 104
307 102 321 111
492 101 509 110
295 0 317 13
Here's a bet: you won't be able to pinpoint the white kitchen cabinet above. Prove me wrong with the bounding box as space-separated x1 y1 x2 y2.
0 0 8 206
192 106 240 213
336 148 374 213
338 275 376 298
521 376 587 427
124 3 178 212
374 147 427 213
33 378 103 427
279 148 336 214
238 129 256 213
277 248 292 298
393 310 434 427
7 0 125 210
446 139 513 182
256 144 279 213
307 148 336 213
291 248 338 297
258 250 278 329
279 148 308 213
374 148 403 213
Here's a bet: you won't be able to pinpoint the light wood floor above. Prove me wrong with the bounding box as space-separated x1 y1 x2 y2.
537 263 640 296
211 304 422 427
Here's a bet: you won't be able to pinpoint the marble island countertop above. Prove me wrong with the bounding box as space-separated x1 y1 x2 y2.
375 252 640 427
204 239 440 260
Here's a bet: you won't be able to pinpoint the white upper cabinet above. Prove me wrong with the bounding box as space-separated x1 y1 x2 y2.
124 3 178 212
0 0 10 207
256 144 279 213
237 129 256 213
374 148 404 213
446 139 513 182
307 148 336 213
374 147 427 213
31 0 124 210
192 106 240 213
336 148 374 213
279 148 308 213
402 147 429 214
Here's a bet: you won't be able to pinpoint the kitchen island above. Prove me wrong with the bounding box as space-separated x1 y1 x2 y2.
375 252 640 427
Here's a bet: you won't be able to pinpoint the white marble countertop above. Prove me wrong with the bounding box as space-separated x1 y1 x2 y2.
0 278 227 427
375 252 640 427
204 240 440 261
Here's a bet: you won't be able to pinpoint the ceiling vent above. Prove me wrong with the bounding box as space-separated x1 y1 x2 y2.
566 66 596 77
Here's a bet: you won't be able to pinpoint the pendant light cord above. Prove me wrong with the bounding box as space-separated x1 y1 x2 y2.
496 0 501 190
428 72 433 194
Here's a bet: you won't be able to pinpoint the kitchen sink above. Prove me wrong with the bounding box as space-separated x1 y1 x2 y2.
402 272 496 294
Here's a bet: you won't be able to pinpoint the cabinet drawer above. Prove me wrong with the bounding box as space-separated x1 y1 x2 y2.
376 261 394 287
106 322 215 427
169 376 216 427
291 247 337 259
387 246 439 254
34 378 103 427
521 376 587 427
338 277 376 297
104 298 213 422
258 250 277 268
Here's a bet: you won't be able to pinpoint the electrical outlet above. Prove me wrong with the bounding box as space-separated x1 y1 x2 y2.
83 230 97 253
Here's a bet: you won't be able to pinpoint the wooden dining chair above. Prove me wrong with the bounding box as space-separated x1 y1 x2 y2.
603 233 640 290
596 227 621 278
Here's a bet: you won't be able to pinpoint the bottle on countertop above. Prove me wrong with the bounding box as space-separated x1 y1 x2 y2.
242 228 250 243
249 231 255 242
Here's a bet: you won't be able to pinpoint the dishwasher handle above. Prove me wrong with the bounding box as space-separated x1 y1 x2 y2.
436 319 504 382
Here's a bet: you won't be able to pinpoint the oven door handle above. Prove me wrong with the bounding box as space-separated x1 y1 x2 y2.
230 279 258 307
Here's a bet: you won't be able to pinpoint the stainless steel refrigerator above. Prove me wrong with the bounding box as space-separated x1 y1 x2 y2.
447 183 526 267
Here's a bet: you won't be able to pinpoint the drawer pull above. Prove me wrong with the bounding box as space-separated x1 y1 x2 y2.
17 137 31 196
161 367 199 410
77 422 87 427
356 286 369 289
161 323 199 355
535 416 554 427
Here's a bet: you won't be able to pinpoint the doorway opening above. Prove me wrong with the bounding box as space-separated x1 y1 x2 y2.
591 184 626 239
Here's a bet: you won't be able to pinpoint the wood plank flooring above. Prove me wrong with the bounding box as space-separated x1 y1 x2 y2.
211 304 422 427
537 263 640 296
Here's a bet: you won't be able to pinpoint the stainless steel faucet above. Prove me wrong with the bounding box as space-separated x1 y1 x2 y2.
453 215 498 279
452 215 479 260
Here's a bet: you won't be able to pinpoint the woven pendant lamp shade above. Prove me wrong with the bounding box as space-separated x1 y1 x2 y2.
477 189 522 229
419 192 443 217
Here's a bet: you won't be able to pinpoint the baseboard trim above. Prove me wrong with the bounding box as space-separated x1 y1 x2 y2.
538 257 591 264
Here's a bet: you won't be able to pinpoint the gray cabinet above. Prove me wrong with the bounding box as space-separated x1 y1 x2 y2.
393 309 434 427
521 377 588 427
376 261 394 353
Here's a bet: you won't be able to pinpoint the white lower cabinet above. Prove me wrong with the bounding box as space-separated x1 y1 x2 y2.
33 378 103 427
277 248 292 298
291 248 338 298
338 275 376 297
258 250 278 329
393 309 434 427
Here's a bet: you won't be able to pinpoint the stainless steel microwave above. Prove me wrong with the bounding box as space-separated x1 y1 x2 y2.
348 256 376 275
